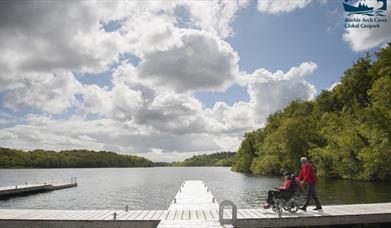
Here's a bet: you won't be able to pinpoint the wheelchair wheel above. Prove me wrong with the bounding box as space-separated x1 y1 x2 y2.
271 204 278 212
272 200 283 215
277 204 283 217
288 201 299 213
282 202 290 211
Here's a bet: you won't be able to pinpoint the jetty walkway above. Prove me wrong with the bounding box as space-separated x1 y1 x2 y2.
0 181 77 198
0 180 390 228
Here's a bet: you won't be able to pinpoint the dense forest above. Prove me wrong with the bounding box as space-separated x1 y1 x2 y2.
171 152 235 167
0 147 153 168
232 45 391 181
0 147 234 168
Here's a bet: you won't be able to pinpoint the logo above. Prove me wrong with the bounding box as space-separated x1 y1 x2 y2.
343 0 387 16
343 0 388 29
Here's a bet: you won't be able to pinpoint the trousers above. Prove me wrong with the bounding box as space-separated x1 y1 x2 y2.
304 183 321 208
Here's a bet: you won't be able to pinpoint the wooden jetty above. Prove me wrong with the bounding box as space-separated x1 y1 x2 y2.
157 180 227 228
0 179 391 228
0 182 77 198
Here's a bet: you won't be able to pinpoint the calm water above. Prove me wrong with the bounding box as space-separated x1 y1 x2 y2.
1 167 390 209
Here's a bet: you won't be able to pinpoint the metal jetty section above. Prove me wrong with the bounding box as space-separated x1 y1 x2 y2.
235 203 391 227
157 180 228 228
0 182 77 198
0 209 162 228
0 179 391 228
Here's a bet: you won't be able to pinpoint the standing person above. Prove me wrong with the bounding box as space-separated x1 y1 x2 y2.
298 157 322 211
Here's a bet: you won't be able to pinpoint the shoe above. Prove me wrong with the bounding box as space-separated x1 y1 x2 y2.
313 207 322 210
299 206 306 211
263 203 271 209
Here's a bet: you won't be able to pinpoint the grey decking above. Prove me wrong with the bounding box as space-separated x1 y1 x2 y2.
0 182 77 198
0 180 391 228
157 180 225 227
235 202 391 227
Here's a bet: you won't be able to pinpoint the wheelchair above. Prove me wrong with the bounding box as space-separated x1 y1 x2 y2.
270 178 307 215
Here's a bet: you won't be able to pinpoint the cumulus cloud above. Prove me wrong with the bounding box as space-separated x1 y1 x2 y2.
138 30 239 93
0 1 126 91
247 62 317 121
0 61 318 161
205 101 256 135
184 0 250 38
137 93 206 134
0 116 220 157
120 11 180 57
343 1 391 51
257 0 312 14
4 71 82 114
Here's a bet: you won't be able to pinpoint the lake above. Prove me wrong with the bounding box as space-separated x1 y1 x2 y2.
1 167 391 210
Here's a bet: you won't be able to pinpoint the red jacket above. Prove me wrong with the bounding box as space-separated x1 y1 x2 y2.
279 179 292 190
298 163 317 184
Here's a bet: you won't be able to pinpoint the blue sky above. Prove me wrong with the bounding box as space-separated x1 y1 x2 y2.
196 0 379 108
0 0 389 161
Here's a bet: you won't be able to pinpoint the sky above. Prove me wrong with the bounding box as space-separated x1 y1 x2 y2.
0 0 390 162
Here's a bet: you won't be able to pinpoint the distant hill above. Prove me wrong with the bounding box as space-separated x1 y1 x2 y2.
0 147 153 168
0 147 236 168
172 152 235 167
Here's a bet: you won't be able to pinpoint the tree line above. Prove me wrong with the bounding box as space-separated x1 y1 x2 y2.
232 44 391 181
0 147 153 168
0 147 235 168
171 152 235 167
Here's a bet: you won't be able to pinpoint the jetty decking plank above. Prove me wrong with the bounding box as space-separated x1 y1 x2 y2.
31 210 72 220
158 210 170 220
189 210 197 220
119 210 139 220
143 210 157 220
51 210 87 220
0 209 33 218
165 210 176 220
150 210 164 220
202 209 213 220
83 210 110 220
182 209 190 220
195 209 204 220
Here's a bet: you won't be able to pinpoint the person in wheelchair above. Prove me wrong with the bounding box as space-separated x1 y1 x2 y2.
263 171 297 209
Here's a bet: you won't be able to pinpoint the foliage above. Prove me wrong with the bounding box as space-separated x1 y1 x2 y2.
172 152 235 167
232 44 391 181
0 148 153 168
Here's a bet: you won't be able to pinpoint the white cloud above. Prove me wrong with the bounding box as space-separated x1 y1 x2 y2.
120 11 181 57
138 30 240 93
0 131 18 140
343 0 391 51
205 101 256 135
0 61 318 161
80 85 113 116
0 1 126 90
81 82 143 122
247 62 317 121
4 71 82 114
184 0 250 38
111 84 143 122
0 117 220 157
257 0 312 14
